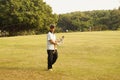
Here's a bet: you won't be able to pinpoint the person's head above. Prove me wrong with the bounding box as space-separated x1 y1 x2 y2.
50 24 55 33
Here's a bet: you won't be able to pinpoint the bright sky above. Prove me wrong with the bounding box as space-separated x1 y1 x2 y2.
44 0 120 14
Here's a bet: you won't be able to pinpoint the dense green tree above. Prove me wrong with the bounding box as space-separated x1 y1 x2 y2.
108 10 120 30
0 0 120 36
0 0 58 36
57 9 120 32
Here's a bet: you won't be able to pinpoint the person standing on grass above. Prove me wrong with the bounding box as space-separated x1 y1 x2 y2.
47 24 58 71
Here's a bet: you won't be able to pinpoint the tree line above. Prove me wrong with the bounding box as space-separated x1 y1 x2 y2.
57 8 120 32
0 0 120 36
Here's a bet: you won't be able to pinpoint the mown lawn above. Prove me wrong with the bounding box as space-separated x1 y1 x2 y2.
0 31 120 80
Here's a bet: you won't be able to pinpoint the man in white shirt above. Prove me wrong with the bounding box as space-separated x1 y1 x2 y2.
47 24 58 71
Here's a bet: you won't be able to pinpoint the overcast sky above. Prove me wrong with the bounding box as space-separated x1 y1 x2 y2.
44 0 120 14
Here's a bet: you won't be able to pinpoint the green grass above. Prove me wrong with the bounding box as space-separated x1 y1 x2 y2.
0 31 120 80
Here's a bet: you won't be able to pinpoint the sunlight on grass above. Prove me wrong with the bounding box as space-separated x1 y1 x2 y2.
0 31 120 80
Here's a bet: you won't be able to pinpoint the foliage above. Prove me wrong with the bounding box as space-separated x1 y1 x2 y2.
0 0 58 36
57 9 120 32
0 0 120 36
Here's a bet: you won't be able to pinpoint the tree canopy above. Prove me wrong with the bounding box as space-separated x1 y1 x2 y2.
0 0 58 36
0 0 120 36
57 9 120 32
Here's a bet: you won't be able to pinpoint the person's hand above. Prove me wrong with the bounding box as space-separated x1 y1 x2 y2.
54 41 57 45
62 36 64 39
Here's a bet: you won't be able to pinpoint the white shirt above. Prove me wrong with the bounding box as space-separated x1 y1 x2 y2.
47 32 56 50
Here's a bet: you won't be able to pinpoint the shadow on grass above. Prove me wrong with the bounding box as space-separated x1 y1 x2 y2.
0 66 48 72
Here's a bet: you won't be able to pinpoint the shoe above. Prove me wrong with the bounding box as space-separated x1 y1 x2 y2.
52 65 54 68
48 69 53 71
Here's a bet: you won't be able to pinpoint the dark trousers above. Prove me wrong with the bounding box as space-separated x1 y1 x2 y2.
47 50 58 69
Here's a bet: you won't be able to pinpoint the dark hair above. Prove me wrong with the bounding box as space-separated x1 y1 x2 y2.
50 24 55 29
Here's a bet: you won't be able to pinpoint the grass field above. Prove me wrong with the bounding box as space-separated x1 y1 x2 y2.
0 31 120 80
